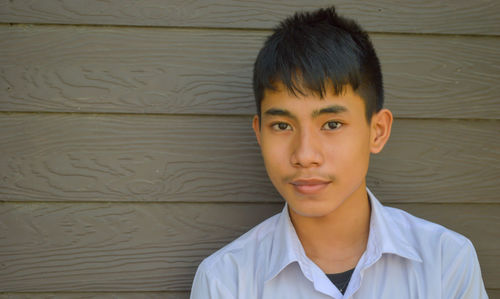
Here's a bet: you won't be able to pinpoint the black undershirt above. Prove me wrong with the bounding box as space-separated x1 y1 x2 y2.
326 268 355 295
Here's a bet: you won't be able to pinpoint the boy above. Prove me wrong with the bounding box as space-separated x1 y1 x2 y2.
191 6 487 298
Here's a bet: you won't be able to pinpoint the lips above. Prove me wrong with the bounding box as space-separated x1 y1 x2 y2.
290 178 331 195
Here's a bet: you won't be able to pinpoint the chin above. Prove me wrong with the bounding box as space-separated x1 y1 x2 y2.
287 198 343 219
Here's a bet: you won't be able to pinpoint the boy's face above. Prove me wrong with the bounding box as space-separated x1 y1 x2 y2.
252 83 392 219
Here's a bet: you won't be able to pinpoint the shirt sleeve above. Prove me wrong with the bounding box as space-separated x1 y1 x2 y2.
441 238 488 299
190 260 234 299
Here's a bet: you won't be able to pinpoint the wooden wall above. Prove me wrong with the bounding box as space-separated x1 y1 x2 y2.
1 1 499 297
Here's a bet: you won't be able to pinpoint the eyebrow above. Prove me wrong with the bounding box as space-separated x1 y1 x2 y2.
264 108 295 119
312 105 348 117
263 105 347 119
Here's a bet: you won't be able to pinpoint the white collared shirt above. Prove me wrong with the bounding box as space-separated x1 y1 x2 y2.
190 189 488 298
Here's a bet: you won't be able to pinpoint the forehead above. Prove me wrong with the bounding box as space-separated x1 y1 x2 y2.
261 83 366 117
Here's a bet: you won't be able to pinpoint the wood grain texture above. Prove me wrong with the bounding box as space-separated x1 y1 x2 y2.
369 118 500 203
1 114 498 203
0 0 499 35
0 202 498 291
0 293 189 299
0 113 278 203
1 26 499 119
485 289 500 298
0 202 283 292
374 35 500 119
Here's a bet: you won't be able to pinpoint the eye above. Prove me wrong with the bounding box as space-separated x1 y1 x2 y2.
322 121 342 130
271 122 292 131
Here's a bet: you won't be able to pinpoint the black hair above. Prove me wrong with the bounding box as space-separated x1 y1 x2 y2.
253 6 383 121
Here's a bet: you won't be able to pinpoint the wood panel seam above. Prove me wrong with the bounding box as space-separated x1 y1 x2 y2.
2 23 500 39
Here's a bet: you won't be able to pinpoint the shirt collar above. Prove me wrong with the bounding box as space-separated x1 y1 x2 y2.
265 204 310 282
265 188 422 282
366 188 422 263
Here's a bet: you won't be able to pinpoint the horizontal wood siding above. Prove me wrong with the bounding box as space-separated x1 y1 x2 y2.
0 0 499 35
1 203 498 291
1 26 499 119
1 0 498 297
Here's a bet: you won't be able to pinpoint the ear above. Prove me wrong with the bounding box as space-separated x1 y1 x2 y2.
252 114 262 146
370 109 393 154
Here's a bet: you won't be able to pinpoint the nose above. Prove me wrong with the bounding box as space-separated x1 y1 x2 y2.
290 128 323 168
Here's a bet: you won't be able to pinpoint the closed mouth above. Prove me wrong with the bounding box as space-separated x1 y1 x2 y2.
290 178 331 194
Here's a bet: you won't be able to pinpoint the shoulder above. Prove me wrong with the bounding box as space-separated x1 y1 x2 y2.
191 213 281 297
384 205 471 252
192 212 280 292
377 205 487 298
383 205 486 284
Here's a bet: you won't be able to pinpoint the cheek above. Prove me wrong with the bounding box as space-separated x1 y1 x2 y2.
260 132 290 158
260 139 286 169
323 132 371 165
260 139 294 187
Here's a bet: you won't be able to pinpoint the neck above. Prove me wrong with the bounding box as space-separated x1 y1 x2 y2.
289 187 371 274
